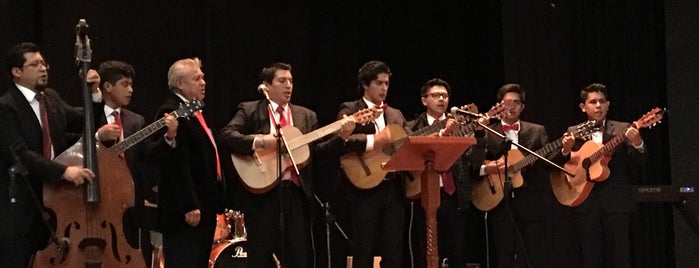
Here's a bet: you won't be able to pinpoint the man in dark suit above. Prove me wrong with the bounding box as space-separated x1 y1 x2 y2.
93 60 159 265
479 84 572 268
569 83 647 268
0 42 97 267
148 57 225 268
220 62 353 268
403 78 487 268
332 60 406 268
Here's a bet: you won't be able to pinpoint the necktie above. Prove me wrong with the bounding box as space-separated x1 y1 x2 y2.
441 170 455 195
194 111 222 181
112 111 123 142
276 106 300 186
502 123 520 132
37 93 52 159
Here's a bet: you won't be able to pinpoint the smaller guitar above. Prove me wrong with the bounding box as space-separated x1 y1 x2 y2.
471 120 597 211
54 100 204 166
233 108 380 193
551 107 665 207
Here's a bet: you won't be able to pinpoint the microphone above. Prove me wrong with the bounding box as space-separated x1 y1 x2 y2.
450 107 483 118
257 84 267 93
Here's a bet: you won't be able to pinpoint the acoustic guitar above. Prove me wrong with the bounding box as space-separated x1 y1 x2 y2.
403 103 509 198
471 120 597 211
233 108 379 193
551 107 665 207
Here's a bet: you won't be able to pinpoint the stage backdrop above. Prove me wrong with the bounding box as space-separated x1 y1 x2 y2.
1 1 696 267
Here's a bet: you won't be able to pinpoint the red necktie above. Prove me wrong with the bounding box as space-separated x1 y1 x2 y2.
195 111 222 181
276 106 300 186
112 111 123 142
442 170 455 195
502 123 519 132
37 93 52 159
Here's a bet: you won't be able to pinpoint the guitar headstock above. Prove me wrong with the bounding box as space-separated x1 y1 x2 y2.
572 120 598 140
174 99 206 118
633 107 665 129
473 101 515 120
351 108 382 125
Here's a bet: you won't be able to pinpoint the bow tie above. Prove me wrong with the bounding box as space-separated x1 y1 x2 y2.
373 103 387 110
502 123 519 132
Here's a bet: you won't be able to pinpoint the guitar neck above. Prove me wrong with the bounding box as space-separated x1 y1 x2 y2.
108 117 166 155
589 131 627 163
510 137 563 172
287 117 349 150
410 119 447 137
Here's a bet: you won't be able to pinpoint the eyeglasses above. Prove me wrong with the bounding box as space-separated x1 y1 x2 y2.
425 92 449 99
22 60 49 69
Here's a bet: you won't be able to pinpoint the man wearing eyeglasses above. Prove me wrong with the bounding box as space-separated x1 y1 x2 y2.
402 78 489 268
0 42 101 267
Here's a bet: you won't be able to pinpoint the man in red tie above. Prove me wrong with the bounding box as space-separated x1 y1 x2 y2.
403 78 488 268
220 62 354 268
148 57 225 268
93 60 161 265
0 42 98 268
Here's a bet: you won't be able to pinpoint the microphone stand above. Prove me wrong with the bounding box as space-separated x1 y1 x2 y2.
260 89 301 268
313 194 352 268
8 143 70 263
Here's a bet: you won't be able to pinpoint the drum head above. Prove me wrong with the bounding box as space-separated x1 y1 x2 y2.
210 239 248 268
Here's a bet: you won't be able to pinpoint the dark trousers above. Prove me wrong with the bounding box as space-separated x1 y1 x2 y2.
350 179 405 268
575 197 631 268
245 182 311 268
162 219 216 268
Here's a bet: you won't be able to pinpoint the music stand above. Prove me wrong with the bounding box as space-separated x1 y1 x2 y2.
384 136 476 268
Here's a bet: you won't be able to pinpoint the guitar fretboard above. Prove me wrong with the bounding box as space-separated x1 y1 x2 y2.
287 118 350 150
589 131 627 164
510 138 563 172
107 117 167 155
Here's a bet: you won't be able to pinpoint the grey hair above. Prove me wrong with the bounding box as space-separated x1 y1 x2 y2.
167 57 201 92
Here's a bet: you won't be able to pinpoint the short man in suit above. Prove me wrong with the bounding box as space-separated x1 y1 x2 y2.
333 60 407 268
0 42 98 267
569 83 647 268
220 62 354 268
479 84 573 268
93 60 160 265
148 57 225 268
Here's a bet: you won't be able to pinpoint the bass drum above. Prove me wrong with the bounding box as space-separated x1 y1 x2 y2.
209 239 248 268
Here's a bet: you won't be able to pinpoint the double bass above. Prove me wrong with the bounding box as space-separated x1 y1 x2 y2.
33 19 145 267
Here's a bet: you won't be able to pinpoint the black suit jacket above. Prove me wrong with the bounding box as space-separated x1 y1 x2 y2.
483 120 552 220
569 119 648 213
0 86 84 239
219 99 318 199
149 94 224 233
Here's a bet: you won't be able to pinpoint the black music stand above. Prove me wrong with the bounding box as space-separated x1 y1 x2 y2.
384 136 476 268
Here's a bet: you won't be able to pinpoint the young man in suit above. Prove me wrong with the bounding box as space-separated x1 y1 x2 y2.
569 83 647 268
403 78 482 268
148 57 225 268
334 60 407 268
479 83 573 268
93 60 160 265
220 62 354 268
0 42 98 267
